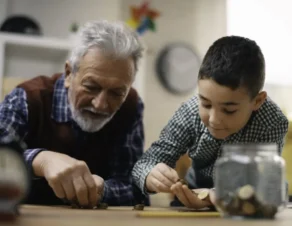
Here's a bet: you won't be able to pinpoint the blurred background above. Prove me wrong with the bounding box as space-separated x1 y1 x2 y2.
0 0 291 206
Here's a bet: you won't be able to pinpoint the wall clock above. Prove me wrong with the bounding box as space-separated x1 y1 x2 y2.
156 43 201 94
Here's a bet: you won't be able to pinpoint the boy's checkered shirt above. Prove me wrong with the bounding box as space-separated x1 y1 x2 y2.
132 95 289 193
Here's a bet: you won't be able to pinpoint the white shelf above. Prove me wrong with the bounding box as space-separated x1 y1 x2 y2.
0 32 73 50
0 32 73 99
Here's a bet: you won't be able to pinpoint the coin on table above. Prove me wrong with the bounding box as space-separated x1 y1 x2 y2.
94 203 108 210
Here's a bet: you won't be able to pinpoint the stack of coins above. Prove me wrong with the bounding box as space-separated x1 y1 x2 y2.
215 185 278 218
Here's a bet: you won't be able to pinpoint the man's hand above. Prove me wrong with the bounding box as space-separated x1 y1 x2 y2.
32 151 98 208
171 181 216 209
92 175 104 204
146 163 179 193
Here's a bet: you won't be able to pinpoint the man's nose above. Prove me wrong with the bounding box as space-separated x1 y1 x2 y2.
91 91 108 111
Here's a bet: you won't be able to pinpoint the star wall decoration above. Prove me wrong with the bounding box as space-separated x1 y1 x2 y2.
126 1 160 35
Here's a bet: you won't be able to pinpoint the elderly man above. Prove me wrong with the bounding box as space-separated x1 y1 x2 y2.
0 20 145 208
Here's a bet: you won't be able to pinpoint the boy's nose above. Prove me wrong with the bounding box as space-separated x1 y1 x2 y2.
209 110 222 126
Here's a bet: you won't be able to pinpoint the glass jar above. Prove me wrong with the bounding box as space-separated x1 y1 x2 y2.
214 143 286 219
0 139 29 218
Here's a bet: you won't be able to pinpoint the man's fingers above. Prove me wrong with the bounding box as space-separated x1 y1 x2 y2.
73 177 89 207
62 179 75 201
84 174 98 207
49 181 66 199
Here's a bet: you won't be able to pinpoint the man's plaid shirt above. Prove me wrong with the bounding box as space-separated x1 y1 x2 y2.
0 75 145 205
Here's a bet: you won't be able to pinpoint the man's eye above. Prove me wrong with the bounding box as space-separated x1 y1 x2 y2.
111 91 125 97
84 85 94 90
84 84 100 91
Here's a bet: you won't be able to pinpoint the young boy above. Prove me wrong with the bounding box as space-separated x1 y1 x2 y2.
132 36 289 209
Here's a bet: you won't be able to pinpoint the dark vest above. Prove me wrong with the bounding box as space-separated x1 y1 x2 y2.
17 74 139 205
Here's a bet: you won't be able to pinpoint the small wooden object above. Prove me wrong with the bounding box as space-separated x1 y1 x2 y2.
133 204 145 211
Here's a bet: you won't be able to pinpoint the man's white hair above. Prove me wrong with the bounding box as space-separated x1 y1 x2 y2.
69 20 144 74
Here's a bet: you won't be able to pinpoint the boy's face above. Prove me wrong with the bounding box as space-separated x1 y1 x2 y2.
198 79 266 140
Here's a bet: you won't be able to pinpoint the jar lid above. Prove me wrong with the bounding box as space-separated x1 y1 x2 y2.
222 143 278 155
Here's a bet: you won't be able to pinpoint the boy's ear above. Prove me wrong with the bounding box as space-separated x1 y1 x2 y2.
252 91 267 111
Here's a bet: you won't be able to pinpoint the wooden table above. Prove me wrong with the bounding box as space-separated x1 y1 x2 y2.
3 205 292 226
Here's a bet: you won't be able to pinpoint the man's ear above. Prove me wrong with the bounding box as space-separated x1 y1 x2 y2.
64 61 72 88
252 91 267 111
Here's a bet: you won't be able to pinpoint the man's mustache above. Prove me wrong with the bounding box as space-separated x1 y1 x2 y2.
81 107 110 117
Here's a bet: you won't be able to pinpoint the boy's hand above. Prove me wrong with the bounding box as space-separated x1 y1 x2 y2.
171 182 216 209
146 163 179 193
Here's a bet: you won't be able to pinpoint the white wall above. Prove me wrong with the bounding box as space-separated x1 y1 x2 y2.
122 0 200 150
121 0 227 150
227 0 292 115
0 0 8 26
227 0 292 86
193 0 227 59
121 0 227 206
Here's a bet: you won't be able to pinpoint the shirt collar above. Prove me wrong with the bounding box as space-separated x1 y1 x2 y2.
51 74 72 122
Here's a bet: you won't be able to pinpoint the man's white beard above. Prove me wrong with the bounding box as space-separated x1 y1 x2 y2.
67 83 116 132
69 103 114 132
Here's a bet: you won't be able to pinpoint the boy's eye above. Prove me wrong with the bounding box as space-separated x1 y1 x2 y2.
202 104 212 109
223 109 237 115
